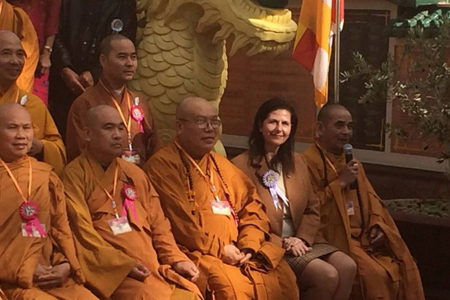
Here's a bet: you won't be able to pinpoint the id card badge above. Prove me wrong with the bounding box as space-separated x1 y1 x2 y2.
346 201 355 216
21 223 46 238
210 200 232 216
108 216 132 235
122 149 140 165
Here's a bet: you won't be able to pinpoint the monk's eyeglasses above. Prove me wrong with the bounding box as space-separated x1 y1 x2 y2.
178 117 222 129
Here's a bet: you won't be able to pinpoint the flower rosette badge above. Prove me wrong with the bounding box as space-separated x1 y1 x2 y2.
122 184 138 219
20 201 47 237
131 105 144 133
262 169 289 210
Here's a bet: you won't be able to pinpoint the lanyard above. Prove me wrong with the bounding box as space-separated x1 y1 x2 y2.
99 79 133 149
0 157 32 203
315 142 339 178
175 142 221 202
100 164 120 219
87 156 121 219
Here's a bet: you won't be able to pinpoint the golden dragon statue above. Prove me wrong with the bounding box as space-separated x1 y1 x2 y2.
131 0 297 150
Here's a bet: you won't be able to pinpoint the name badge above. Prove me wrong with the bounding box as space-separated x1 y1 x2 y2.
21 223 46 238
346 201 355 216
122 149 140 165
211 200 232 216
108 216 132 235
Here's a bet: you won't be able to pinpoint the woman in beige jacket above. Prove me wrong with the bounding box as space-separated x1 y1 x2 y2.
232 97 356 300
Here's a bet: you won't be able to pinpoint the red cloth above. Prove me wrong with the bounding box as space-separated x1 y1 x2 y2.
7 0 61 50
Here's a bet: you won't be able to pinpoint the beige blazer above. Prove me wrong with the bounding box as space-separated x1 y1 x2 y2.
232 151 322 246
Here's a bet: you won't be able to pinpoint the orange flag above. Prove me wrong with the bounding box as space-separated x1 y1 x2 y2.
293 0 344 107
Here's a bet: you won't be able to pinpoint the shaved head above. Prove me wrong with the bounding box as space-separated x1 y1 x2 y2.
0 103 34 162
316 104 353 155
84 105 120 129
0 30 21 44
0 30 25 89
176 97 219 159
317 104 349 124
100 34 133 56
0 103 31 123
176 97 217 119
83 105 125 166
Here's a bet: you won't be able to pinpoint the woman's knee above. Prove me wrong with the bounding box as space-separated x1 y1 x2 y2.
301 259 339 290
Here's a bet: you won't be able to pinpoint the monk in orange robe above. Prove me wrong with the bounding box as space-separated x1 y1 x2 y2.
65 34 159 164
0 0 38 92
303 104 425 300
0 30 66 175
145 97 299 300
61 105 202 300
0 103 97 300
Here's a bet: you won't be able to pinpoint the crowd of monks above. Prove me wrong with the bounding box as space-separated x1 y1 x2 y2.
0 17 426 300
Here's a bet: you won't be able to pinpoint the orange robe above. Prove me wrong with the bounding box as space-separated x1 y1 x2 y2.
61 152 202 300
0 83 66 175
65 80 160 163
303 144 425 300
145 143 299 300
0 156 96 300
0 0 39 92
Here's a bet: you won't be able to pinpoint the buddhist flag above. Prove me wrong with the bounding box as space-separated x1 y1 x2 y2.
293 0 344 107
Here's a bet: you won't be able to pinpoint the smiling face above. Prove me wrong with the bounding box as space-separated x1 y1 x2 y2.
260 109 291 153
176 98 220 159
317 106 353 156
0 104 34 162
0 31 25 90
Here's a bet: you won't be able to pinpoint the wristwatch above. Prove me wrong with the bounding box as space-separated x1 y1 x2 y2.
43 45 53 53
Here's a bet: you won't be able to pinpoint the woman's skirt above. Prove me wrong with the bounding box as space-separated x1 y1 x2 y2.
284 243 338 278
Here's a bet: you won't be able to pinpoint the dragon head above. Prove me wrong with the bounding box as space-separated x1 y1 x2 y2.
137 0 297 56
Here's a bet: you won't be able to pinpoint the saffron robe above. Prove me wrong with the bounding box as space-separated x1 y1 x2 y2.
0 156 96 300
65 81 160 163
0 83 66 175
0 0 39 92
303 144 425 300
145 143 299 300
61 152 202 300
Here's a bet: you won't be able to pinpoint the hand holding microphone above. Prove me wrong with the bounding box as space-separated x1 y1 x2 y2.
339 144 358 189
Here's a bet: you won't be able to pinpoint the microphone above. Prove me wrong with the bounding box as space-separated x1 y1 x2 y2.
343 144 357 190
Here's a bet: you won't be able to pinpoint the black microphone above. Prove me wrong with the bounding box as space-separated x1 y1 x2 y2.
343 144 357 190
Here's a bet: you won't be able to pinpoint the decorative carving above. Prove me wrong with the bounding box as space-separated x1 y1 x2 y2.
132 0 297 149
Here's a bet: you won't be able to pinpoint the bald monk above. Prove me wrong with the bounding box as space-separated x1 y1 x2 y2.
145 97 299 300
303 104 425 300
0 0 38 92
66 34 159 164
0 103 97 300
61 105 202 300
0 30 66 174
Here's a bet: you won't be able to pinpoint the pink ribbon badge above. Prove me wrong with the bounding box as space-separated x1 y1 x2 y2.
122 184 138 219
131 105 144 133
20 202 46 238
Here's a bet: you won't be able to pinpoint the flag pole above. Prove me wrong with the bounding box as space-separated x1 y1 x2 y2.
333 0 341 104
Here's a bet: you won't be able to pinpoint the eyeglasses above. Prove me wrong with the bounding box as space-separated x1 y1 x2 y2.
178 117 222 129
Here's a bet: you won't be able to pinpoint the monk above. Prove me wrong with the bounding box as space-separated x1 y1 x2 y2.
0 30 66 174
145 97 299 300
61 105 202 300
0 0 38 92
303 104 425 300
66 34 159 164
0 103 97 300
